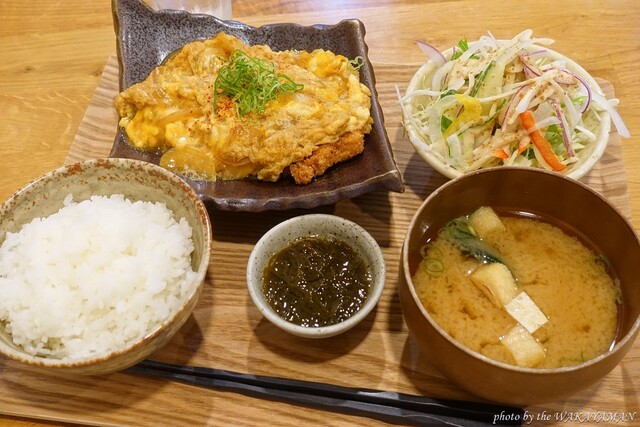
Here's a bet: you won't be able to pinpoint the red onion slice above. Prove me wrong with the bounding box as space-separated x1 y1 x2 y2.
501 84 530 128
560 69 592 114
522 49 548 58
551 98 576 157
416 40 447 67
518 53 541 78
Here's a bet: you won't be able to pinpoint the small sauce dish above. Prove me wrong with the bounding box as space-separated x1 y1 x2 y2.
247 214 386 338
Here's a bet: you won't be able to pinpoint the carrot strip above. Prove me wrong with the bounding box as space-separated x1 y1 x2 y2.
519 111 566 171
516 137 529 155
494 148 509 159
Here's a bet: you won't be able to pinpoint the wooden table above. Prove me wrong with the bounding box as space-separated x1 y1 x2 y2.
1 0 639 425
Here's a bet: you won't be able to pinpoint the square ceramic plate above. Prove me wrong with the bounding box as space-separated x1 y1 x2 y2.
111 0 404 212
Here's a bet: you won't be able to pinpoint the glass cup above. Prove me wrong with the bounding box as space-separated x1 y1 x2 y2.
147 0 232 19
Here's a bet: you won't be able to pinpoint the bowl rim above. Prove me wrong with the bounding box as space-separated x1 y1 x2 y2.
246 213 386 338
401 166 640 374
0 158 212 369
402 42 612 181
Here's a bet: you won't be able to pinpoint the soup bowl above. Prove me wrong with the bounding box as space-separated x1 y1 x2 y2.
398 167 640 404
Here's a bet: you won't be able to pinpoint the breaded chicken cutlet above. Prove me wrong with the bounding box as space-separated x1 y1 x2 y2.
289 131 365 184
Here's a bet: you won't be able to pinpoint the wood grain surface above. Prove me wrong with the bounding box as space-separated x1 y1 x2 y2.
1 1 639 426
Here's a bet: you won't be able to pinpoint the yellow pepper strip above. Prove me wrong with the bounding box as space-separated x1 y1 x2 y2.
443 94 482 138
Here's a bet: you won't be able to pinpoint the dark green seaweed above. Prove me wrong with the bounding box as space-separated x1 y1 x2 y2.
441 217 505 265
262 235 372 327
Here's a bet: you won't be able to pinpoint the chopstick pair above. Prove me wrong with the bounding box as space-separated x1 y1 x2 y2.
127 360 524 426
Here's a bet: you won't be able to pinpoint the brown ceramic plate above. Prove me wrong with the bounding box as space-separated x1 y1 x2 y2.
111 0 404 212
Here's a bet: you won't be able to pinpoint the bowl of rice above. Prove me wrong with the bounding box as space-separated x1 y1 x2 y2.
0 158 212 375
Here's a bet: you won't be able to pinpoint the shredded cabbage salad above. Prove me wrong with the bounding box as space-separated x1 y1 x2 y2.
400 30 630 175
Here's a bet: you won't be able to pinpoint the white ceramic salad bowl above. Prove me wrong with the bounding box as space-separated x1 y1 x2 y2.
400 30 628 180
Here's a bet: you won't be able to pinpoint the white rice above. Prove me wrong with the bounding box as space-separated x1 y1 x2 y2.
0 194 197 360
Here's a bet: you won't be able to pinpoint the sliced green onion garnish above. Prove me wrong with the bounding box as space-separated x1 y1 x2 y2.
213 49 303 116
348 56 365 72
423 258 444 276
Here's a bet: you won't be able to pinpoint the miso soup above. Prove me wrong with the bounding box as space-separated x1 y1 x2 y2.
412 207 621 368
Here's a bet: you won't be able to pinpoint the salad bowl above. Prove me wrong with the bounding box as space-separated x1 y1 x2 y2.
400 30 627 180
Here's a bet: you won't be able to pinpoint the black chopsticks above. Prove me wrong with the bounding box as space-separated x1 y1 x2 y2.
126 360 524 426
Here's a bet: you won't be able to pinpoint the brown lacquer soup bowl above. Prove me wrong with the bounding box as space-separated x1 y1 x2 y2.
398 167 640 405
